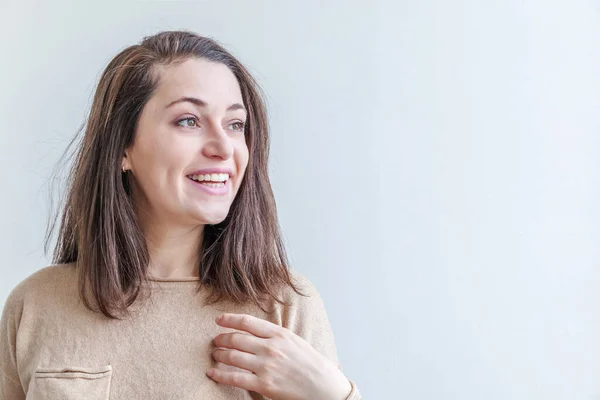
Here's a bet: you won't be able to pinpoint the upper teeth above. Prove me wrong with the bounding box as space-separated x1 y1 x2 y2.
189 173 229 182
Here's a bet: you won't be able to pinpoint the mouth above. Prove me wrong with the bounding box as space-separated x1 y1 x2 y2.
186 173 230 192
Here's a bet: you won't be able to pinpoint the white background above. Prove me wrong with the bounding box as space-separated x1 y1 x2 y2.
1 1 599 398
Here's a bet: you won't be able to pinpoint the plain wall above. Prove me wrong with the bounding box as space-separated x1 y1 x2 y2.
1 1 599 399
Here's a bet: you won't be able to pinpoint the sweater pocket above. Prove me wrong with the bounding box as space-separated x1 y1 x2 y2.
26 365 112 400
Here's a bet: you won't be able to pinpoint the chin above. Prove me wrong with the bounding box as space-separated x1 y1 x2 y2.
203 217 227 226
197 210 230 225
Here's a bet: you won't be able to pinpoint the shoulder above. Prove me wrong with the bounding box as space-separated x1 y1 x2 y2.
281 268 325 309
275 268 340 364
276 268 332 331
1 263 77 316
287 268 322 297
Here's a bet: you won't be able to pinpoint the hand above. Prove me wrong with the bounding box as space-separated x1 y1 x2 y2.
207 313 352 400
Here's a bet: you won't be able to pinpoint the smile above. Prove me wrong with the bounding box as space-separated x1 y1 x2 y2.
187 173 230 184
186 173 230 195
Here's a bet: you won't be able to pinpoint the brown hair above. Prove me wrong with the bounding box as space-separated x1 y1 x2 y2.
45 30 305 319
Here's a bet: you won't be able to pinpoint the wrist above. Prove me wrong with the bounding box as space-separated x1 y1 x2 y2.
331 372 352 400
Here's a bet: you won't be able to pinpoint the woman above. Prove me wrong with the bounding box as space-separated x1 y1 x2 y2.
0 31 362 399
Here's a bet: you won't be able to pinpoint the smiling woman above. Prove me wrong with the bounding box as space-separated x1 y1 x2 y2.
0 31 362 399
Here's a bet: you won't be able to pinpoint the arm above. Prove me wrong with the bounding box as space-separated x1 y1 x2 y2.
208 271 363 399
0 283 26 400
0 370 25 400
282 271 362 400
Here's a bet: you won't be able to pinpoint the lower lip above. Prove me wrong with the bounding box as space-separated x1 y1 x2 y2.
187 177 230 195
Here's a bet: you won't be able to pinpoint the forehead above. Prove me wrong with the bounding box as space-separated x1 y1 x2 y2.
151 57 243 106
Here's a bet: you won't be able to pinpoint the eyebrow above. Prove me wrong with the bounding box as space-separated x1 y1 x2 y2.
165 96 246 113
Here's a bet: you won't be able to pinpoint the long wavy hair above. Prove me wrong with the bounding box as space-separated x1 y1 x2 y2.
45 30 305 319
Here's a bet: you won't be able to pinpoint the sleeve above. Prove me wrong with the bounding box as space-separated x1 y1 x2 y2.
0 282 27 400
282 271 363 400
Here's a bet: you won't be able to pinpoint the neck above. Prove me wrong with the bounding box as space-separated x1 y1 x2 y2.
141 218 204 280
131 182 204 280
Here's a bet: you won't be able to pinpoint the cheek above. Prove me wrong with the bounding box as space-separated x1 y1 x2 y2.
130 138 187 196
236 142 250 175
136 133 189 171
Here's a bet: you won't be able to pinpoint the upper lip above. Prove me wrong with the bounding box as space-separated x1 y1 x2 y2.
186 168 234 177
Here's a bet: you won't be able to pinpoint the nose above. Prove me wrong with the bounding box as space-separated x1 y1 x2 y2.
201 124 234 160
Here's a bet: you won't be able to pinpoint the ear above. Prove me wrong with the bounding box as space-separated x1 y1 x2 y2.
122 150 130 172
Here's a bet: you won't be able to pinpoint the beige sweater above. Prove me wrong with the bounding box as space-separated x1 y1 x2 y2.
0 263 361 399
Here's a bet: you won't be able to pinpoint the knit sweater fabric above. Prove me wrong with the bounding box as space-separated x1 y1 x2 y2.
0 263 361 399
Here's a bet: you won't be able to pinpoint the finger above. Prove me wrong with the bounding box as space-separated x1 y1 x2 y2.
213 332 263 354
212 348 260 373
206 367 260 392
216 313 280 338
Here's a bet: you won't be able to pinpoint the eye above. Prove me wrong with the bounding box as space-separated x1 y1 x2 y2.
176 117 199 128
229 121 246 132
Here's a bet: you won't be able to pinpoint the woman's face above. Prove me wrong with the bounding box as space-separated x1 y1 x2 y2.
124 57 249 226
